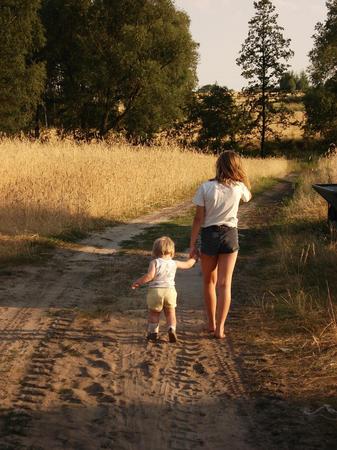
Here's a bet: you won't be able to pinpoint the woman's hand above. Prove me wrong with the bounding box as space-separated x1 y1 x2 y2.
189 246 199 260
131 281 140 290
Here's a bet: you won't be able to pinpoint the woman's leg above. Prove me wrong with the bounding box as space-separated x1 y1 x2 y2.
215 251 238 339
201 253 218 332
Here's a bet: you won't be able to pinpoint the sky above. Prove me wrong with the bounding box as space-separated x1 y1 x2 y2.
174 0 328 90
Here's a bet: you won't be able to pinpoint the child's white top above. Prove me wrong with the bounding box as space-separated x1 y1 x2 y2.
193 180 251 228
148 258 177 288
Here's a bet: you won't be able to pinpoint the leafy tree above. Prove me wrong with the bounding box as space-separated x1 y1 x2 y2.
296 71 310 91
279 72 297 92
189 85 241 152
236 0 294 156
305 1 337 140
0 1 45 134
304 80 337 140
279 71 309 92
41 0 198 139
309 0 337 85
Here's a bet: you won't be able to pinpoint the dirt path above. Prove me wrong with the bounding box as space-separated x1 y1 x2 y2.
0 178 295 450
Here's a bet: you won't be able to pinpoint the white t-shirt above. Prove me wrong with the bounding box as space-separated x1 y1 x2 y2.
193 180 251 228
148 258 177 288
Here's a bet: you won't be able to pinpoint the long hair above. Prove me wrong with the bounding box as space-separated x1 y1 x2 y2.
215 150 250 189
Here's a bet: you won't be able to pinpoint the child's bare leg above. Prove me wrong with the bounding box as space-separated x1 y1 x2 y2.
164 307 176 329
147 310 161 338
164 307 177 342
215 252 238 339
201 254 218 332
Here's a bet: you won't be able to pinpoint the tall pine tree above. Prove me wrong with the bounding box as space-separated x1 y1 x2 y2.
0 1 45 134
237 0 293 156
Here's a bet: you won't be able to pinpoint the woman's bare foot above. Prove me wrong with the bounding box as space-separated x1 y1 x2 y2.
214 326 226 339
214 332 226 339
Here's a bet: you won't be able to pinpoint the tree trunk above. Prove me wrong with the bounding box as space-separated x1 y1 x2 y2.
260 49 267 158
99 109 110 138
34 105 41 139
99 89 111 139
261 92 266 158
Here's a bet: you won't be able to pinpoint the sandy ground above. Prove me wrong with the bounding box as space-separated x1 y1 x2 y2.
0 178 295 450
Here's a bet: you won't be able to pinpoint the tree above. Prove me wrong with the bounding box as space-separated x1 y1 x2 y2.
236 0 294 156
189 85 241 151
304 81 337 140
305 1 337 139
279 72 297 92
304 1 337 140
296 71 310 91
41 0 198 139
0 1 45 134
309 0 337 85
279 71 309 92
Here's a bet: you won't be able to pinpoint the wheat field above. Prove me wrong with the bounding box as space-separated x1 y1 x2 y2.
0 138 291 262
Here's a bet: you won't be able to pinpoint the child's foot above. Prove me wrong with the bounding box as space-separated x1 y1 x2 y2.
147 332 159 342
168 327 177 343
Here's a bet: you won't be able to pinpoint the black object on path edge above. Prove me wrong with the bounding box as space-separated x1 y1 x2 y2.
312 184 337 223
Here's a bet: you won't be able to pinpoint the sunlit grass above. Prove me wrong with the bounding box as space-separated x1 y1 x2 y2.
0 138 291 262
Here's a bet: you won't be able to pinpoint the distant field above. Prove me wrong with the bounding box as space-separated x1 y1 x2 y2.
0 139 291 262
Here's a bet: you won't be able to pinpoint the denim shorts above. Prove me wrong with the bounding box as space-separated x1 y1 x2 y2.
201 225 239 256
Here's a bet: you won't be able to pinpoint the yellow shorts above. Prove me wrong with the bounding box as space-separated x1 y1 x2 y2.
146 287 177 312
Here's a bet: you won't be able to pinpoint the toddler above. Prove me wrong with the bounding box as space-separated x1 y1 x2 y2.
131 236 197 342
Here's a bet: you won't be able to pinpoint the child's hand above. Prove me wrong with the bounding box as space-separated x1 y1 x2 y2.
131 282 140 290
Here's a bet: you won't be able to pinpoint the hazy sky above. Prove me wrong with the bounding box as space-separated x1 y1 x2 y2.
174 0 327 90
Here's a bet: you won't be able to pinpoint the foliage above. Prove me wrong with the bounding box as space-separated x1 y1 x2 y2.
304 79 337 141
309 0 337 85
305 1 337 141
279 71 309 92
0 0 46 134
188 85 245 152
237 0 294 156
279 72 297 92
41 0 198 139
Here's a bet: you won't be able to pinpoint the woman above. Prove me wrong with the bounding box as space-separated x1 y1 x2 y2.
189 151 251 339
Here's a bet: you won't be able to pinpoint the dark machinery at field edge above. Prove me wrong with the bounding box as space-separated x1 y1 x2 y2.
312 184 337 226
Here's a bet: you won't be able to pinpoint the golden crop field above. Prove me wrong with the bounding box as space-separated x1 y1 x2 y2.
0 138 291 262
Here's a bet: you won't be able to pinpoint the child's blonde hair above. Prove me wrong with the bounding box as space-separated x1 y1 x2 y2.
152 236 175 258
216 150 251 189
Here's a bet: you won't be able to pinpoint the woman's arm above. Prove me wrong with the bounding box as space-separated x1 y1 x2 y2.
189 206 205 258
131 260 156 289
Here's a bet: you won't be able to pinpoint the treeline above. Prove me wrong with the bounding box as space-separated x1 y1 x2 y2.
0 0 198 139
1 0 336 153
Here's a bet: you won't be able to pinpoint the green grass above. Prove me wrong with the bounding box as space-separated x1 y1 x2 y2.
121 208 195 254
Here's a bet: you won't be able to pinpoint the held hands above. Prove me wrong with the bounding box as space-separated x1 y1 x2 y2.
189 246 200 261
